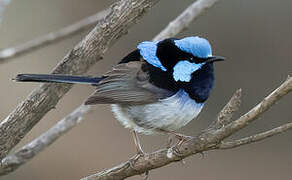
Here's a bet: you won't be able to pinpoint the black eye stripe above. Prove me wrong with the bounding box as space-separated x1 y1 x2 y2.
194 57 208 63
188 55 207 64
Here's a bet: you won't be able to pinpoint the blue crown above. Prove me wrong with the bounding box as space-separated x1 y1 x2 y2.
174 36 212 58
137 36 213 73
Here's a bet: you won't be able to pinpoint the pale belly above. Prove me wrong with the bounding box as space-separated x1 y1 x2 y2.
111 90 204 135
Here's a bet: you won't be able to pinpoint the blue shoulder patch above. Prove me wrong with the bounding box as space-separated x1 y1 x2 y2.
174 36 212 58
173 60 204 82
137 41 167 71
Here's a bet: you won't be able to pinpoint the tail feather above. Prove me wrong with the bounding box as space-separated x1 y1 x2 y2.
15 74 103 85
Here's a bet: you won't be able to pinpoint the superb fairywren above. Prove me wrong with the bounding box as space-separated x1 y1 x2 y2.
15 36 224 156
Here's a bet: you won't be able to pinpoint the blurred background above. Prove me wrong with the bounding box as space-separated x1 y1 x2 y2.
0 0 291 179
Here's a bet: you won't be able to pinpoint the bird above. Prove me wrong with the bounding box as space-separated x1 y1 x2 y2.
15 36 224 158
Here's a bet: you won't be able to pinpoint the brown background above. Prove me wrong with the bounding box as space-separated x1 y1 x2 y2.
0 0 291 179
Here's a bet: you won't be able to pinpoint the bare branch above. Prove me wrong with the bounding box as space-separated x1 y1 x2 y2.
0 9 110 62
0 105 90 175
0 0 160 160
153 0 220 41
213 76 292 140
80 77 292 180
218 122 292 149
208 89 242 129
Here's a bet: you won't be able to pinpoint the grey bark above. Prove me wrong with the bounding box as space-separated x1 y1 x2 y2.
0 105 90 175
0 8 110 62
218 121 292 149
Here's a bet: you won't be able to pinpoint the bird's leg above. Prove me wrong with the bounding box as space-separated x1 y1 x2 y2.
128 131 149 179
129 131 145 167
132 130 145 156
166 134 175 148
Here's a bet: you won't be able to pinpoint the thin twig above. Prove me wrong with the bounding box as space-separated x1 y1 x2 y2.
208 88 242 129
218 122 292 149
153 0 220 41
0 105 90 175
80 77 292 180
0 9 110 62
213 76 292 140
0 0 159 160
0 0 222 176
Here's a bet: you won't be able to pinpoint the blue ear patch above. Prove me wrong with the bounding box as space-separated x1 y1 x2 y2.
173 61 204 82
137 41 167 71
174 36 212 58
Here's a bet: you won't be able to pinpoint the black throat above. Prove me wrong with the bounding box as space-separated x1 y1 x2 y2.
143 62 215 103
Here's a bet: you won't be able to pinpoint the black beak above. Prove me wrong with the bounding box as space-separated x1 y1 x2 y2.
205 56 225 63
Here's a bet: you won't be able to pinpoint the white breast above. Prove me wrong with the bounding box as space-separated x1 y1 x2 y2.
111 90 204 135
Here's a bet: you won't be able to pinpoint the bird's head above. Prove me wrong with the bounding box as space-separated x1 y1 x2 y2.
138 36 224 82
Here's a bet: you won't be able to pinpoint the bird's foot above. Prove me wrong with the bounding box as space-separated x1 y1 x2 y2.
170 133 193 157
141 170 149 180
174 133 193 144
128 150 145 169
166 134 175 148
199 151 205 159
128 151 149 179
171 145 184 157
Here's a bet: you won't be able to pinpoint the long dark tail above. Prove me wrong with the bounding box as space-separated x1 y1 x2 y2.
15 74 103 85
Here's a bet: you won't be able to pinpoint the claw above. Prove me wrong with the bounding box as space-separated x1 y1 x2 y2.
166 134 175 148
128 152 145 170
171 145 184 157
128 152 149 180
180 159 186 166
175 134 193 145
161 129 193 149
173 134 193 155
199 151 205 159
164 131 193 157
141 170 149 180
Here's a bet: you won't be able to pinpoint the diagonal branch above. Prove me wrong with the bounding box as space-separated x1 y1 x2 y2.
0 9 110 63
217 122 292 149
209 88 242 129
213 76 292 140
153 0 220 41
0 0 221 176
0 0 160 160
0 105 90 175
80 76 292 180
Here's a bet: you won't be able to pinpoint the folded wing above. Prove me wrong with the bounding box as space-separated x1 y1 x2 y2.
85 61 173 105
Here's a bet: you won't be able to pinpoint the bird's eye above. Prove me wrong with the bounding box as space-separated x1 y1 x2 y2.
189 57 194 62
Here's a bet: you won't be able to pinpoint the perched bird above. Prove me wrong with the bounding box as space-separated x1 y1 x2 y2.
15 36 224 157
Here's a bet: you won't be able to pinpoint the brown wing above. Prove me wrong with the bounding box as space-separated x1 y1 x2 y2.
84 61 172 105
